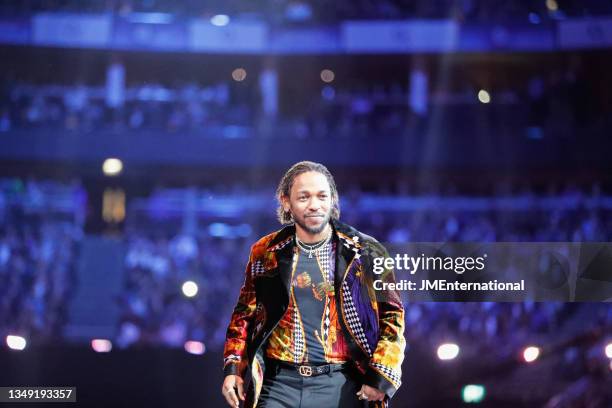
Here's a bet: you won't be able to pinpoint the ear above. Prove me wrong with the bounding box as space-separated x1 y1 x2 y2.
280 194 290 212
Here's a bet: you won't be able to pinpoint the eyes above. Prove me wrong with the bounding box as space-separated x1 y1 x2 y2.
298 193 329 202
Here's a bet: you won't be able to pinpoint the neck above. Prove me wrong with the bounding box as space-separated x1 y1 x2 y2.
295 223 331 244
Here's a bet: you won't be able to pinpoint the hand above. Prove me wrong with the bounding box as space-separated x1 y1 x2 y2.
356 384 385 402
222 375 245 407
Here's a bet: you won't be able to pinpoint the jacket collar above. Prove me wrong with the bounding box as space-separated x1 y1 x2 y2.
265 220 362 292
265 224 295 292
332 219 363 251
266 224 295 252
330 219 362 289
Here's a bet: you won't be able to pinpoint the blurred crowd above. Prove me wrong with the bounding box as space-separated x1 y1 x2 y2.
406 301 612 406
1 62 606 140
116 232 250 350
1 0 611 24
355 205 611 243
0 179 85 342
0 80 253 134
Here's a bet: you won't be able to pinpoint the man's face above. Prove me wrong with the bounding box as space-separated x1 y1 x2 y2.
283 171 333 236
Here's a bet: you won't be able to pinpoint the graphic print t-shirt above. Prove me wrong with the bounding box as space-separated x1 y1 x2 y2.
265 241 351 364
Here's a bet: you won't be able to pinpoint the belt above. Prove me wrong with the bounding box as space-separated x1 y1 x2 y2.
266 359 351 377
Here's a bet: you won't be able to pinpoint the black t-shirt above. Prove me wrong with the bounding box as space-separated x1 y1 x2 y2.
292 246 334 363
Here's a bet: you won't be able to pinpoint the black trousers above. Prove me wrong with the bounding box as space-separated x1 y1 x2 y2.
256 364 368 408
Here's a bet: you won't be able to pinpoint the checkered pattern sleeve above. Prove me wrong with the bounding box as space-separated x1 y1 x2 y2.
362 241 406 399
223 250 257 378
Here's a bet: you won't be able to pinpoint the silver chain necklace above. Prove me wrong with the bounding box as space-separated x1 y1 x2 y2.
296 233 332 258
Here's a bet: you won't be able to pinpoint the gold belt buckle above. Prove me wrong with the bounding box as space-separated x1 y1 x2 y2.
298 365 313 377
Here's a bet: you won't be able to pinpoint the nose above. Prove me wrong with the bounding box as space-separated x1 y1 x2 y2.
307 198 321 212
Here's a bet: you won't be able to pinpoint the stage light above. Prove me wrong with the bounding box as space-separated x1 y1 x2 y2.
210 14 230 26
320 69 335 83
462 384 486 403
478 90 491 104
546 0 558 12
184 341 206 355
91 339 112 353
102 158 123 176
609 360 612 372
6 335 27 350
232 68 247 82
437 343 459 360
523 346 540 363
182 280 199 297
605 342 612 359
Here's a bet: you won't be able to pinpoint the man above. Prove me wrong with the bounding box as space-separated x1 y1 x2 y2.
222 161 405 408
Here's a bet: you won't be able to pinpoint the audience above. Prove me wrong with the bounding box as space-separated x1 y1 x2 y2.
0 179 85 342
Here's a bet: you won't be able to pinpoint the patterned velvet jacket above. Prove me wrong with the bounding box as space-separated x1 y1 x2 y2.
223 219 405 408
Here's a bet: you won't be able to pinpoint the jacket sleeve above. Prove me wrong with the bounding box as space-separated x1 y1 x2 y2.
223 249 257 378
362 242 406 399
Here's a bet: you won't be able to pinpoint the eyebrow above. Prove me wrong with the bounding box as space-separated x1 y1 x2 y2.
296 190 329 194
